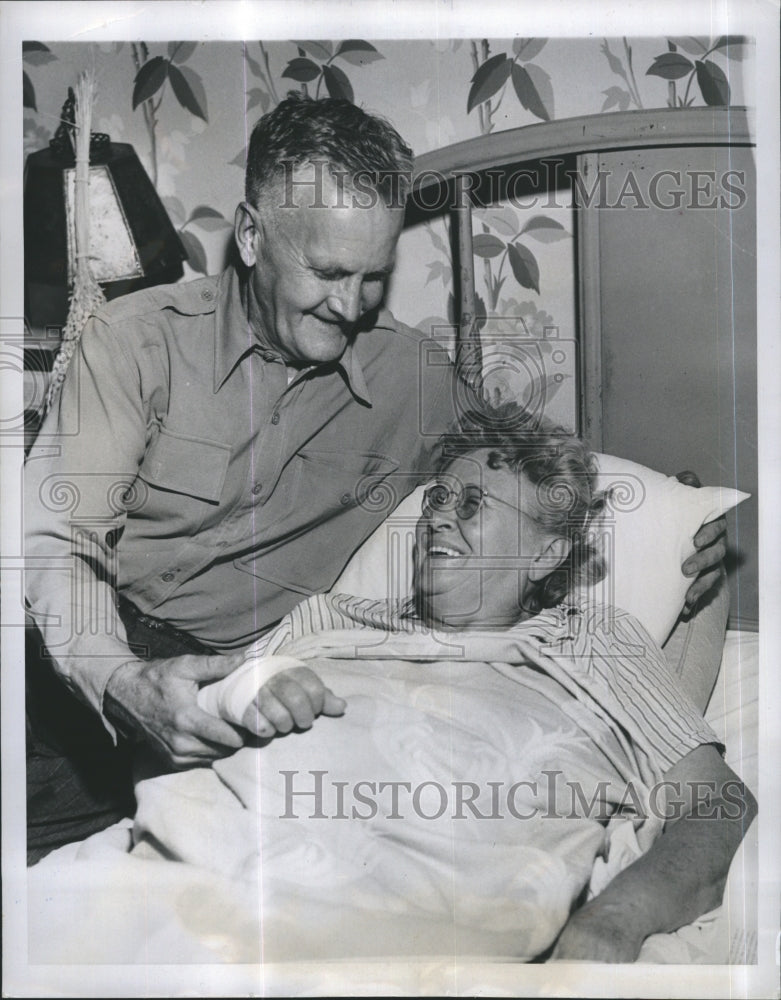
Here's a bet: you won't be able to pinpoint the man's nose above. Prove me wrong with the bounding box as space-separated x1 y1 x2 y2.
326 277 362 323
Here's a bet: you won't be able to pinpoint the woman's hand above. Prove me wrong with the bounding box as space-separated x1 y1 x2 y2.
240 664 346 738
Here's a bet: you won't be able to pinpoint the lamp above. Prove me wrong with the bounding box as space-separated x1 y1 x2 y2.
24 87 186 337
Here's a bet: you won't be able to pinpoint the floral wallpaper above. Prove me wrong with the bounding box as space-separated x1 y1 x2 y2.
23 35 753 421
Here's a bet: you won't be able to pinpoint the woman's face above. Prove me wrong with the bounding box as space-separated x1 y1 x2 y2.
413 450 564 629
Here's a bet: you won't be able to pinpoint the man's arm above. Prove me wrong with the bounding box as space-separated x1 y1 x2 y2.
25 319 245 762
550 744 756 962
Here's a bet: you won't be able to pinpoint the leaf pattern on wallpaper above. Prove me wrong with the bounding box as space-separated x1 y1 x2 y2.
417 221 455 343
477 308 571 411
281 39 383 101
24 116 51 159
23 72 37 112
184 205 230 276
601 86 631 113
471 208 572 307
131 43 207 120
131 42 208 190
161 196 231 276
422 222 453 297
21 38 754 284
497 297 555 339
467 39 552 133
243 41 279 116
22 42 57 114
467 54 512 113
602 34 753 109
599 39 643 109
230 40 384 169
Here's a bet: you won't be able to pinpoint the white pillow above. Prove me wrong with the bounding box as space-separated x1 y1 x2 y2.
331 453 749 647
585 454 748 644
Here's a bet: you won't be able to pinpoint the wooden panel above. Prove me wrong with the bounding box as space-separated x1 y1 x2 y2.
453 174 482 390
575 152 603 449
582 145 757 628
412 115 757 627
413 108 753 192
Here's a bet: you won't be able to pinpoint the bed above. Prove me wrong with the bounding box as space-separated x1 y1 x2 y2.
25 464 758 972
23 108 759 990
23 620 759 976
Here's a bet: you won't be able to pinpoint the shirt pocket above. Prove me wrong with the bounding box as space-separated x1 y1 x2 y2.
293 448 401 520
135 427 232 534
234 448 399 597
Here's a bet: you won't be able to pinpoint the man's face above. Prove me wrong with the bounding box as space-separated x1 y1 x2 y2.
237 169 404 365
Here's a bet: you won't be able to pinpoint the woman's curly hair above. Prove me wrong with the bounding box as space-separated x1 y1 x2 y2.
437 401 607 612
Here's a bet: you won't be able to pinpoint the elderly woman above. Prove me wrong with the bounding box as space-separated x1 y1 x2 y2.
29 405 755 965
181 403 754 963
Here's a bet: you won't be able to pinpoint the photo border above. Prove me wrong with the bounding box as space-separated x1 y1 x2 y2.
2 2 778 996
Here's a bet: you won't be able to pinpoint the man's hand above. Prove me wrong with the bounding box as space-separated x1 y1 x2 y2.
104 652 247 768
550 900 644 963
682 516 727 609
551 746 756 964
676 470 728 610
240 665 346 738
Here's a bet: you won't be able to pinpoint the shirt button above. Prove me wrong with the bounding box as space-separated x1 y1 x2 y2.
161 571 175 582
201 288 214 301
271 412 280 425
252 482 263 496
340 492 352 506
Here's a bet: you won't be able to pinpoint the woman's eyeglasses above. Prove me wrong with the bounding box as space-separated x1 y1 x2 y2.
422 482 526 522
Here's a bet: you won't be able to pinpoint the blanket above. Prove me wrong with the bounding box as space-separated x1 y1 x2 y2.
27 600 725 966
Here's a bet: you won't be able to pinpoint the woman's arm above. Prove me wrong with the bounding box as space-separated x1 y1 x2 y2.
550 744 757 962
198 657 346 737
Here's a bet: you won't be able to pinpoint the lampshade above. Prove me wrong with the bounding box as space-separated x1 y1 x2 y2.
24 141 186 334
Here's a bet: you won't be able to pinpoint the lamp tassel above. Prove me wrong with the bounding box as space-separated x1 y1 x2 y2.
45 69 107 412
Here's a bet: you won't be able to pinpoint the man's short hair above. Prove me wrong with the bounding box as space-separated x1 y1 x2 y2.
245 92 414 209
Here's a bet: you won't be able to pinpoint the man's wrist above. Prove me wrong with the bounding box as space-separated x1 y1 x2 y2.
561 898 647 957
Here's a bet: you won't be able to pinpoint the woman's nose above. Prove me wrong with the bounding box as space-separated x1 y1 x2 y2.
326 277 362 323
425 505 457 531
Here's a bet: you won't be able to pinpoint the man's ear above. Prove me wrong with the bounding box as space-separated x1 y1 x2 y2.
234 201 261 268
529 537 571 583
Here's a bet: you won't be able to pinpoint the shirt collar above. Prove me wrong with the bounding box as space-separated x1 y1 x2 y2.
335 341 370 404
213 266 255 392
212 266 393 404
331 305 397 406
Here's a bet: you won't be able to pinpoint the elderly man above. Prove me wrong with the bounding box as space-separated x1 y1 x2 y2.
24 95 726 859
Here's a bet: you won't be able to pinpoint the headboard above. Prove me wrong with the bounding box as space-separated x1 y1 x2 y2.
409 107 757 629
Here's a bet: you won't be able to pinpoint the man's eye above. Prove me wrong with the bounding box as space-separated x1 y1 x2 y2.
314 271 386 286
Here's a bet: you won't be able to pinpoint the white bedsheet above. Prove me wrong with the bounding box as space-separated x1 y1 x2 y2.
26 629 758 971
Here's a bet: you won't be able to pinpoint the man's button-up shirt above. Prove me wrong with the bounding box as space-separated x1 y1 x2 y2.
24 266 459 715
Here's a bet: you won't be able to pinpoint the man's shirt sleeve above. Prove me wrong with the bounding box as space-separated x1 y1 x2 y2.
24 313 151 732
